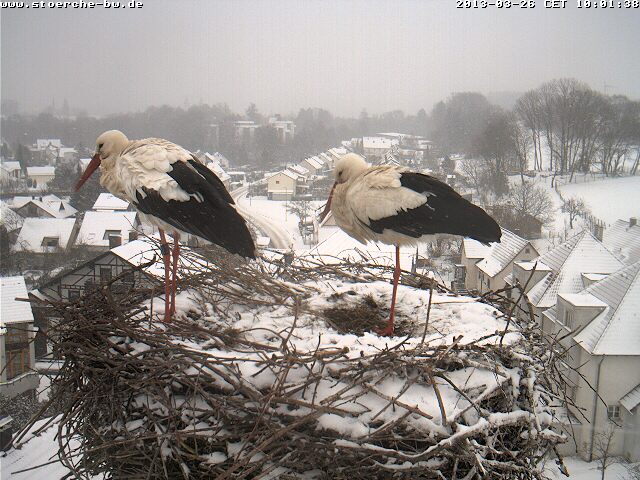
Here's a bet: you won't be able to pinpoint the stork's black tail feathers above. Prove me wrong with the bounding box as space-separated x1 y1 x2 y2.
369 172 501 245
133 158 256 259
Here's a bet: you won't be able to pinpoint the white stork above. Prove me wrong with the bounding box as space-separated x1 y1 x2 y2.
75 130 255 321
320 154 501 336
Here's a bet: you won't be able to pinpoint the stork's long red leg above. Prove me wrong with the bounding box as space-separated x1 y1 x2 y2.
158 229 171 322
170 231 180 316
378 245 401 336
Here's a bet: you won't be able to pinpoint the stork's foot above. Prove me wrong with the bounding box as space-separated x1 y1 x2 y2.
375 322 395 337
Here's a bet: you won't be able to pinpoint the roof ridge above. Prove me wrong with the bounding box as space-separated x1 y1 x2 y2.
590 261 640 354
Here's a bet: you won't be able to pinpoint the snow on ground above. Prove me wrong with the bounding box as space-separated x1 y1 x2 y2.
558 176 640 225
544 456 634 480
236 193 323 250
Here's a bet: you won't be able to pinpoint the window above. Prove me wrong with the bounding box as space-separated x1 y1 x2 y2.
5 326 28 345
487 278 490 289
563 309 574 329
122 271 135 284
525 247 531 254
68 290 80 301
41 236 59 248
103 230 121 240
607 405 621 420
6 349 30 380
275 180 280 184
100 267 112 283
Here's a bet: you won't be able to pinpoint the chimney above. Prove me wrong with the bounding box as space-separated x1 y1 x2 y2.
128 231 138 242
630 217 638 227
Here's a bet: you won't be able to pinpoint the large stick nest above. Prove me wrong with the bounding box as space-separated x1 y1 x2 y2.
24 245 569 479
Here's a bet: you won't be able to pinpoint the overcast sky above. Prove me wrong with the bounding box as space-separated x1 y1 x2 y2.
2 0 639 117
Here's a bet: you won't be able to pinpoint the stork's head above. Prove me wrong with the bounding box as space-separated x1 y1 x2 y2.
75 130 129 191
334 153 368 184
320 154 369 222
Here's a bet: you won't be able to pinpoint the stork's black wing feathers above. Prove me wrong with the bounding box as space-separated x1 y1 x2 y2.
368 173 501 244
133 159 255 258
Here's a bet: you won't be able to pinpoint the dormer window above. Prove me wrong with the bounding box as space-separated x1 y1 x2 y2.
41 236 59 247
607 405 621 420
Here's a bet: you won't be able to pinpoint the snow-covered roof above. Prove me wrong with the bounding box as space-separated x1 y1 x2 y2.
202 155 231 183
602 218 640 265
14 218 76 252
568 261 640 356
527 231 623 308
620 383 640 412
77 211 138 247
111 239 204 279
0 416 77 478
0 276 34 328
362 137 398 149
289 164 309 177
92 193 130 211
462 238 491 260
36 139 62 149
558 293 608 308
0 202 24 230
302 156 324 170
0 161 21 172
58 147 77 157
477 229 529 277
26 166 55 176
279 169 303 181
17 196 77 219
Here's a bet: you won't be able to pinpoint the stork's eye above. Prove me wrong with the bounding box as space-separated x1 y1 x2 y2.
98 143 104 149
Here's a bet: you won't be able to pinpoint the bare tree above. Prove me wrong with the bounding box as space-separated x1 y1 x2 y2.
561 197 591 229
592 422 619 480
506 180 554 225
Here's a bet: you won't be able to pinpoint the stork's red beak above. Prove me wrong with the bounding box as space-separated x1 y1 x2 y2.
75 153 101 191
319 182 336 222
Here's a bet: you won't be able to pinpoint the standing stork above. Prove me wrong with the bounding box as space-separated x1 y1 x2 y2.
75 130 255 321
320 154 501 336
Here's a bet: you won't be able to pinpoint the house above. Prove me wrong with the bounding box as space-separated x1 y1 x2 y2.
14 194 77 219
201 154 232 190
13 218 77 254
0 276 38 399
459 238 492 292
35 139 62 150
601 217 640 265
488 205 544 240
541 261 640 462
473 229 538 293
56 147 77 163
267 170 299 200
513 231 623 323
26 166 55 189
30 239 201 357
300 156 325 176
0 161 23 181
362 136 399 160
318 152 335 170
234 120 259 141
76 211 140 250
288 164 309 180
0 203 24 242
327 147 348 165
268 117 296 143
92 193 131 211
